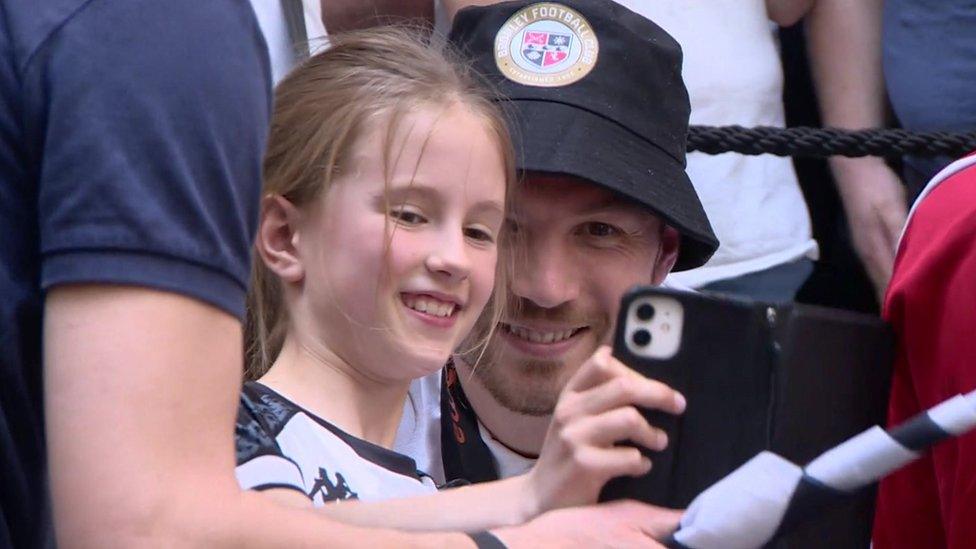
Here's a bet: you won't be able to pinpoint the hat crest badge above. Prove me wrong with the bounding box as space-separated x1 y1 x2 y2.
494 3 599 87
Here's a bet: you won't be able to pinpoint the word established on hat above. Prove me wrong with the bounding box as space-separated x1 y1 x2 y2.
450 0 718 270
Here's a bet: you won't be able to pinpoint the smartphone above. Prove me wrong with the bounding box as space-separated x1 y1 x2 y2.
599 286 775 507
599 285 894 524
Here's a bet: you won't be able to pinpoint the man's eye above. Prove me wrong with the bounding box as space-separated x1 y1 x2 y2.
390 209 425 225
582 222 619 237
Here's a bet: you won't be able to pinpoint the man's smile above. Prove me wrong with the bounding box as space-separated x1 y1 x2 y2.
499 322 590 358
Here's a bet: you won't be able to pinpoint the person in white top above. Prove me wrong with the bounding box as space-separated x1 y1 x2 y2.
614 0 818 301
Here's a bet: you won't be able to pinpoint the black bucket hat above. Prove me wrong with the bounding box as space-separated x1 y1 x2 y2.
449 0 718 270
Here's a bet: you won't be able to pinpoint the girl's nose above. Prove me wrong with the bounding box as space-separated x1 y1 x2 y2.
424 230 471 281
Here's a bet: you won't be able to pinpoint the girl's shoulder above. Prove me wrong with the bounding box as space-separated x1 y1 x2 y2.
239 381 302 431
235 382 437 504
235 382 303 465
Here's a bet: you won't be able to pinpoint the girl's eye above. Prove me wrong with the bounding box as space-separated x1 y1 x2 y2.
580 221 620 237
464 227 495 243
390 208 426 225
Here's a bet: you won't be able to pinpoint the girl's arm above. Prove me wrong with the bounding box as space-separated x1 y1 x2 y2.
270 347 683 532
322 476 534 531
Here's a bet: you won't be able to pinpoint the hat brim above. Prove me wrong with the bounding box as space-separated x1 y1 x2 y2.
504 99 718 271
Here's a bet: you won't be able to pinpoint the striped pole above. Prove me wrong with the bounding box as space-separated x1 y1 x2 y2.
667 389 976 549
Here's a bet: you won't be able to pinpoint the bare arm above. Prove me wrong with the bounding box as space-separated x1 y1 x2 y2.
321 0 434 33
808 0 886 128
44 286 465 547
264 478 683 544
322 476 532 531
765 0 815 27
807 0 907 303
259 478 531 532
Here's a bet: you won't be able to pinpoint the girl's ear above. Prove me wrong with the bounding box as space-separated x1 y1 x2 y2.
651 225 680 285
256 195 305 283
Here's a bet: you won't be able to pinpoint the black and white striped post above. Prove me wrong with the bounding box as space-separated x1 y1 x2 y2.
666 389 976 549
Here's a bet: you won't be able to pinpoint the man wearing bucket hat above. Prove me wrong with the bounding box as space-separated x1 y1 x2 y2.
396 0 719 485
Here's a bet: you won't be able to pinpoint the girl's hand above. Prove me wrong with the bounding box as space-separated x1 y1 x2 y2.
524 345 687 513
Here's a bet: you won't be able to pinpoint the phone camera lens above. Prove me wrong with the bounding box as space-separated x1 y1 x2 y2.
636 303 656 321
632 329 652 347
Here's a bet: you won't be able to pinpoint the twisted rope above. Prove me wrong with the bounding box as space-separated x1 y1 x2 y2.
687 126 976 158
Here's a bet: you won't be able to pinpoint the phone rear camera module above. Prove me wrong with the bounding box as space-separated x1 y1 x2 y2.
636 303 656 321
632 329 652 347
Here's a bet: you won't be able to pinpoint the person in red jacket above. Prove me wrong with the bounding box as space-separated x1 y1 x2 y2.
873 152 976 548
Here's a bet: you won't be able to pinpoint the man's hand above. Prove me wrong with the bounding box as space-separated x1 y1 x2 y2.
831 157 907 303
494 500 683 549
525 346 686 513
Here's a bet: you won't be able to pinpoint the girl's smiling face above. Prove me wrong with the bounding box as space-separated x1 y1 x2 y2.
289 103 507 383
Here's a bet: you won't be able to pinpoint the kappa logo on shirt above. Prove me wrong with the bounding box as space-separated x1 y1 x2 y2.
309 467 359 503
494 3 599 87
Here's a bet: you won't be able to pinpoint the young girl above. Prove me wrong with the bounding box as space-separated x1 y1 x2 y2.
235 27 680 532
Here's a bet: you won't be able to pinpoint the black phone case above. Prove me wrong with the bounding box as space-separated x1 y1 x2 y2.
600 287 775 507
599 286 893 548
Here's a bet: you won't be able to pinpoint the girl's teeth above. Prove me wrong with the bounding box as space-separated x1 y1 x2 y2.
403 296 455 318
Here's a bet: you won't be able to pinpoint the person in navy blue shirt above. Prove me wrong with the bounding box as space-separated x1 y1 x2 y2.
0 1 269 545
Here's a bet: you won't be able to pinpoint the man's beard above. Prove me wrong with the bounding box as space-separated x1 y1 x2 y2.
459 298 609 416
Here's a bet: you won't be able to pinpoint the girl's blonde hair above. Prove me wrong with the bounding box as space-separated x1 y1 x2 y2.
245 27 516 380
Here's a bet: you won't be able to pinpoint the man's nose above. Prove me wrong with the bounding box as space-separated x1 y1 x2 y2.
424 228 471 281
511 242 579 309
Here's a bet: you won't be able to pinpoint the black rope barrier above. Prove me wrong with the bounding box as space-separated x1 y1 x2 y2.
688 126 976 159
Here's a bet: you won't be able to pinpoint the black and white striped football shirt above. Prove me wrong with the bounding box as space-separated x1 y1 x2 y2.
235 382 437 505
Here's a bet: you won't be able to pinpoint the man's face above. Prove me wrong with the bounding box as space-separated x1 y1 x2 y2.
461 174 679 415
